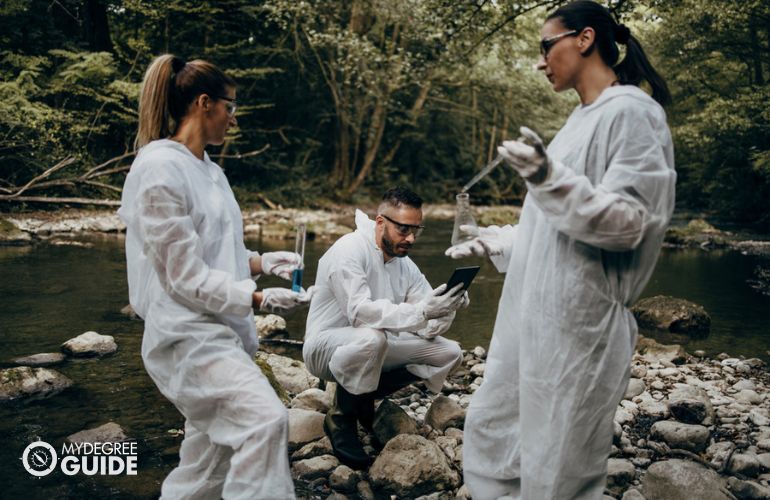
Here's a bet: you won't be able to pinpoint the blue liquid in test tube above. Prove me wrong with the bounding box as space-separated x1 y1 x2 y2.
291 223 306 292
291 268 304 292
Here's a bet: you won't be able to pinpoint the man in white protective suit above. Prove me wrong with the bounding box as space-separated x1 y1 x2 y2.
445 1 677 497
303 186 468 469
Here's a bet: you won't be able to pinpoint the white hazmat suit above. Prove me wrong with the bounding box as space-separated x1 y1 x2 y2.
118 139 294 499
303 210 462 395
462 86 676 499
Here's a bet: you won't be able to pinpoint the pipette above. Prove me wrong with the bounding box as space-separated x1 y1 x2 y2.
461 155 504 193
291 224 306 292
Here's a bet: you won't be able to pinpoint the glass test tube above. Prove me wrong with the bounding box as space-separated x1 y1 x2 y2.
291 223 306 292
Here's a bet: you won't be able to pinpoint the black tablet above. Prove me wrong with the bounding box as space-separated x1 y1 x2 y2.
441 266 480 295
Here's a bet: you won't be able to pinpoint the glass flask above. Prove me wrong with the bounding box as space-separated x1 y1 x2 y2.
451 193 479 246
291 223 306 292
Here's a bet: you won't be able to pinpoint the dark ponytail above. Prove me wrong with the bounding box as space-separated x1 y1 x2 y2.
547 1 671 106
135 54 236 150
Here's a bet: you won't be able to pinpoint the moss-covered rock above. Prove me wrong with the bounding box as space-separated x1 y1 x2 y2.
632 295 711 337
0 218 32 245
0 366 73 402
665 219 730 248
254 355 290 405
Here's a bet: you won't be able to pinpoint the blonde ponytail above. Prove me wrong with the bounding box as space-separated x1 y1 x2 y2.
134 55 180 150
134 54 236 150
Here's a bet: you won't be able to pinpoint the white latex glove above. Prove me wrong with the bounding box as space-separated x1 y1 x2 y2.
418 312 455 340
445 225 506 259
497 126 552 185
419 283 466 320
459 291 470 309
260 251 302 280
260 286 314 314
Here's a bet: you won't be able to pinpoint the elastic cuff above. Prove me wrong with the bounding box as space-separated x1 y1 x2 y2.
232 279 258 316
248 250 261 279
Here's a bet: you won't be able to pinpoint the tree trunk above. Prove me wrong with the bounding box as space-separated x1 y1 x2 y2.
381 81 432 167
345 100 388 195
82 0 112 52
487 107 498 163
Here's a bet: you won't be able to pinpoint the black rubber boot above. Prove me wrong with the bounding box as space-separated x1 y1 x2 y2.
324 384 372 469
358 367 420 432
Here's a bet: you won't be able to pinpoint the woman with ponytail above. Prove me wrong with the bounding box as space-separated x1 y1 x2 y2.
446 1 676 498
119 55 308 499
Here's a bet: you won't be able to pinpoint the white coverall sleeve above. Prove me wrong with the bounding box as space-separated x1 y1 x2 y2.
328 258 429 332
248 250 261 280
527 106 675 251
488 224 518 273
135 169 256 316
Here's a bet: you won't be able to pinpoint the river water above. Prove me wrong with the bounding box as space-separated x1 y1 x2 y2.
1 218 769 498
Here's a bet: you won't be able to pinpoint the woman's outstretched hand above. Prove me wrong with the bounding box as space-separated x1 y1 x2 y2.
497 126 552 185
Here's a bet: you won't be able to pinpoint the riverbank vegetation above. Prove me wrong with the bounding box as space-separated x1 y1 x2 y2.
1 0 768 227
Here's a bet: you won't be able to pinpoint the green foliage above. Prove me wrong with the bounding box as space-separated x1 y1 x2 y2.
646 0 770 227
1 0 767 229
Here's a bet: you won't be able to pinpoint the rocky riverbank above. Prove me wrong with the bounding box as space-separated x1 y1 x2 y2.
3 208 769 262
4 318 769 498
249 335 770 499
0 205 519 244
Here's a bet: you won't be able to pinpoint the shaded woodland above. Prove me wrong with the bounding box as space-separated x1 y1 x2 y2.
1 0 768 226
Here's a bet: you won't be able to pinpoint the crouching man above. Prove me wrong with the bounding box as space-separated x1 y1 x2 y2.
303 186 466 468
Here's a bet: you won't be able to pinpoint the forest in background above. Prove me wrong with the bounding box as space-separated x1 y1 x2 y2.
1 0 769 227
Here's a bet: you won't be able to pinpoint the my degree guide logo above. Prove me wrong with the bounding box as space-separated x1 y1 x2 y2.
21 440 138 477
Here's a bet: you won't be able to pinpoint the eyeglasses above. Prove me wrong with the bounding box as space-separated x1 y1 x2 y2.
539 30 578 58
379 214 425 238
217 96 238 117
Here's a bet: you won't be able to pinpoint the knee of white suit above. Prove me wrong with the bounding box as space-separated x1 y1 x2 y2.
327 327 388 394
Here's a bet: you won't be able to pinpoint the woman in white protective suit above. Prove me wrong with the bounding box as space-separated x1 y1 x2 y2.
118 55 310 499
445 1 676 498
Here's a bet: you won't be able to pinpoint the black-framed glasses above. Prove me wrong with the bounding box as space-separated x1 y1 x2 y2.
217 96 238 117
540 30 578 58
379 213 425 238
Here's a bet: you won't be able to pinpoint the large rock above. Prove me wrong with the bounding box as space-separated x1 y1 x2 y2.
649 420 710 452
369 434 460 497
291 437 333 461
329 465 361 493
636 337 687 365
254 314 287 338
631 296 711 336
288 408 325 450
727 477 770 500
254 356 289 405
291 454 339 480
0 218 32 245
727 453 763 477
11 352 66 367
707 441 736 470
606 458 636 495
0 366 73 402
424 395 466 431
664 219 729 249
256 352 319 395
66 422 129 443
61 331 117 357
291 388 332 413
625 378 646 399
667 385 715 425
641 459 731 500
373 399 419 446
